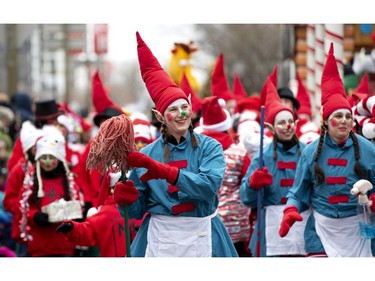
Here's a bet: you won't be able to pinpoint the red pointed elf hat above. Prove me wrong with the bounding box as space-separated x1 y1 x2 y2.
233 73 248 101
211 53 235 102
260 65 278 106
92 70 123 114
296 72 312 118
92 70 123 126
321 43 351 120
264 76 295 125
350 72 370 106
180 71 202 113
233 73 249 114
137 32 188 115
201 96 232 132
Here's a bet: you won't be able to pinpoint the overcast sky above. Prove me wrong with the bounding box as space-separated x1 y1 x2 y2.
107 24 197 66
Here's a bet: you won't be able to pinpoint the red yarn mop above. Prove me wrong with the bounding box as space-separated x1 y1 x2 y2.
86 114 137 257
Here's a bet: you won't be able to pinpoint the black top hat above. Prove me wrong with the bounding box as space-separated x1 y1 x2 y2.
34 99 64 121
277 87 300 111
93 106 123 127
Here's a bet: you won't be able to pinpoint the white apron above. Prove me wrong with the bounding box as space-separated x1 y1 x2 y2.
265 205 311 256
145 211 217 257
313 210 372 257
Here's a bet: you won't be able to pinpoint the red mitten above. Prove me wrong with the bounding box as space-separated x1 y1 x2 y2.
249 167 273 190
128 151 179 184
279 206 303 237
113 180 138 206
369 193 375 213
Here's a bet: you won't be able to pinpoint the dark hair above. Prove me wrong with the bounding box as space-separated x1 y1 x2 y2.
313 125 367 185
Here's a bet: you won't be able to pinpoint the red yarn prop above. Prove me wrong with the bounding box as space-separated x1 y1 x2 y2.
86 114 137 175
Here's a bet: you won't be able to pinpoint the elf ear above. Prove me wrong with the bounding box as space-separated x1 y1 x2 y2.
264 122 275 134
187 93 192 107
152 108 165 124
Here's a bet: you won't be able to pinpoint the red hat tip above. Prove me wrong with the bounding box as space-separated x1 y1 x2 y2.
329 42 334 55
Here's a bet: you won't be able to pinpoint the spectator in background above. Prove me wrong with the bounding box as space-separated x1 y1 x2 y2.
277 86 300 116
0 92 18 143
3 121 44 256
7 99 63 172
0 96 15 165
11 92 34 133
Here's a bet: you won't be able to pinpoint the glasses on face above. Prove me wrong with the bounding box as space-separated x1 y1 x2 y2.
276 119 295 129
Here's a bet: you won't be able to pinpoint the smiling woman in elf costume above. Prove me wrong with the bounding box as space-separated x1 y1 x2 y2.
279 43 375 257
113 32 237 257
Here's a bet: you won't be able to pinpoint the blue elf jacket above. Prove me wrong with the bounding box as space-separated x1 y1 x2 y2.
118 131 238 257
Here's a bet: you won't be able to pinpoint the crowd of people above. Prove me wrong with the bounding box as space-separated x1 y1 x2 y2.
0 32 375 258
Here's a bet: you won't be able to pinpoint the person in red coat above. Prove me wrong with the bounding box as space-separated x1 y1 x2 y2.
18 128 84 256
3 121 45 256
56 175 127 257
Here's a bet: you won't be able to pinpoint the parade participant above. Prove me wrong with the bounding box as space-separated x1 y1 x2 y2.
113 32 238 257
277 86 299 115
240 76 311 257
278 43 375 257
211 53 236 117
294 72 320 144
2 121 44 256
200 95 251 256
56 166 127 257
234 95 272 158
18 127 84 257
74 70 124 210
350 73 374 140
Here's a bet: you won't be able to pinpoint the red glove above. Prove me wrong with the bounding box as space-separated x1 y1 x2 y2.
113 180 138 206
249 167 273 190
369 194 375 213
279 206 303 237
128 151 179 184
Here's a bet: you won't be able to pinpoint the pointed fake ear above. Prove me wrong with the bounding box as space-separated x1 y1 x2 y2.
187 93 192 107
264 122 275 135
152 108 165 124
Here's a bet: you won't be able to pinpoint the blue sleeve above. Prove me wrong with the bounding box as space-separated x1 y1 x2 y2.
286 151 313 212
176 139 225 200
